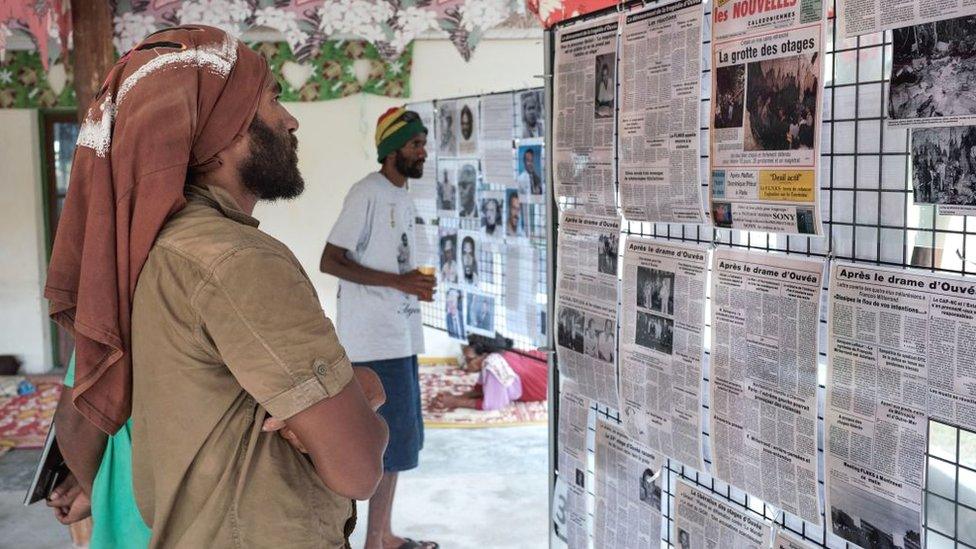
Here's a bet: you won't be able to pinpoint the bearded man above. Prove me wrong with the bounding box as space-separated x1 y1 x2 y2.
46 26 388 548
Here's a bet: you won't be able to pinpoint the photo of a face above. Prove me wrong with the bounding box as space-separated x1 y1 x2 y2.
437 101 458 157
480 197 503 236
506 189 525 237
594 53 615 119
438 228 458 284
520 90 545 138
458 100 479 156
458 163 478 218
466 292 495 334
460 234 479 286
517 144 544 196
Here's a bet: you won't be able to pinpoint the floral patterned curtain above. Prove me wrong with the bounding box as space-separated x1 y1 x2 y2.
114 0 537 62
0 0 71 69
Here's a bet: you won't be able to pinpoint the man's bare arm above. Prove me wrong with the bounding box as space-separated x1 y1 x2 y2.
285 378 389 500
320 243 434 301
53 389 107 495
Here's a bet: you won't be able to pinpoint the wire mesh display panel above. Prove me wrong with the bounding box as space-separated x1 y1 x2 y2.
417 89 550 352
547 0 976 547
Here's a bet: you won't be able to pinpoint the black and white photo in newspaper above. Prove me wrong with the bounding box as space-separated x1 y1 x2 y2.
594 420 665 549
911 125 976 215
553 14 619 212
436 160 458 218
555 380 590 549
774 529 817 549
556 211 621 408
709 248 824 524
619 238 707 470
437 99 458 157
518 89 546 139
674 480 773 549
838 0 976 44
823 262 976 548
618 0 706 224
457 98 481 157
709 0 825 235
889 16 976 129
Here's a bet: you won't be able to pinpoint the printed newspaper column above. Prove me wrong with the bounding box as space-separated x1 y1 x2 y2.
556 210 621 409
557 380 591 549
619 238 707 470
709 249 823 524
824 262 969 549
481 92 517 188
406 101 438 222
594 420 665 548
553 14 618 212
618 0 706 224
837 0 976 40
709 0 825 235
674 480 773 548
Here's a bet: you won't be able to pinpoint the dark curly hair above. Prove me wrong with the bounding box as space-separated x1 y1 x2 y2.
467 332 513 355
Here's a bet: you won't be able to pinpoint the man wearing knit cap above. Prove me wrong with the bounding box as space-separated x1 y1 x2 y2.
321 107 438 549
46 26 389 548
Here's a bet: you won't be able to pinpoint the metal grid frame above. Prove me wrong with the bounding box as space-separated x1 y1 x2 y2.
547 0 976 547
418 88 550 352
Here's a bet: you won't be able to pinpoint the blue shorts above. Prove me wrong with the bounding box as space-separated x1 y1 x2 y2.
354 355 424 472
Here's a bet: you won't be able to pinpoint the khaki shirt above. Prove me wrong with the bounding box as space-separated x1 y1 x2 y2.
131 184 355 548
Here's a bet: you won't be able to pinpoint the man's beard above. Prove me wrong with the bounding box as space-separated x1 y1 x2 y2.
239 116 305 200
395 150 424 179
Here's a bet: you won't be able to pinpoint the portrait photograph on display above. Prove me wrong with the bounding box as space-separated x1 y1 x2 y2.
912 126 976 208
437 100 458 157
438 227 459 284
557 306 585 354
519 90 545 138
638 468 662 509
480 196 504 237
436 164 457 214
636 267 675 316
583 314 615 363
743 53 819 151
711 201 733 228
677 529 690 549
505 189 527 237
594 52 616 119
597 232 618 275
444 287 466 340
714 64 745 129
466 292 495 335
517 144 544 196
458 100 480 156
635 311 673 355
457 163 479 218
890 16 976 121
458 232 480 286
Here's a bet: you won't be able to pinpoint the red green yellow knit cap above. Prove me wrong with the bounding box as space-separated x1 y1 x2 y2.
375 106 428 163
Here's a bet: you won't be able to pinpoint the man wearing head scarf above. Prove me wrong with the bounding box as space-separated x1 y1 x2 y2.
45 26 388 548
320 107 439 549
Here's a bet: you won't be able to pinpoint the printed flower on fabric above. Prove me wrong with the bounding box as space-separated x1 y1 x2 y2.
317 0 394 45
113 12 159 53
387 6 439 53
254 7 309 51
457 0 510 32
176 0 251 36
0 50 75 108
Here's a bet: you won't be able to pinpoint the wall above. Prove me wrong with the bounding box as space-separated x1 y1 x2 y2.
0 110 52 373
255 36 544 357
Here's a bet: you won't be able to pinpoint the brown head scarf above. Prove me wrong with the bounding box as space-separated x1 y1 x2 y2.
45 26 271 434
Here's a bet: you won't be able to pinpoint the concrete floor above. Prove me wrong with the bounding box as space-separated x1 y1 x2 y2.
0 425 548 549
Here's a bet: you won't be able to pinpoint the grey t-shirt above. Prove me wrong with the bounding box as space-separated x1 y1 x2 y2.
327 172 425 362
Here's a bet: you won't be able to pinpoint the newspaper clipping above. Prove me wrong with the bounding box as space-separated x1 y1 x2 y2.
594 420 664 549
554 14 618 211
709 249 824 525
838 0 976 40
911 125 976 215
823 262 976 549
481 92 517 187
556 211 621 408
619 0 706 224
674 480 773 549
709 0 824 235
556 380 590 548
619 238 707 470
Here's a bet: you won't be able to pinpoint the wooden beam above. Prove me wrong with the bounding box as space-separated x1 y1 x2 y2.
70 0 114 123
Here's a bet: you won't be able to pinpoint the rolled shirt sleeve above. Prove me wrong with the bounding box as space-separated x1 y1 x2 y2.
193 247 354 419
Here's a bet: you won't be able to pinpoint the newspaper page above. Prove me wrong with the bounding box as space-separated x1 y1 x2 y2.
619 238 707 470
505 243 542 339
406 101 438 221
709 249 823 524
674 480 773 549
709 0 824 235
837 0 976 40
889 17 976 129
773 530 817 549
556 380 590 549
824 262 973 549
553 14 618 212
556 211 621 408
482 92 517 187
619 0 706 224
912 126 976 216
594 420 664 549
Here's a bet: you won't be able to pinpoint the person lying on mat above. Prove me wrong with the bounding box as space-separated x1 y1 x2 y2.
431 334 547 411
